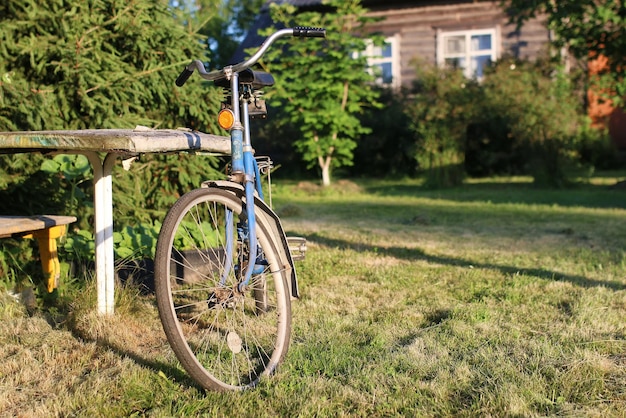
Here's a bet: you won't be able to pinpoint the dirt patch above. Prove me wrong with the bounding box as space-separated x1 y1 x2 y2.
295 179 363 194
296 181 321 193
334 179 363 194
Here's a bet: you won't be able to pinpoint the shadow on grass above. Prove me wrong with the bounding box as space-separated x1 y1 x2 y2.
364 180 626 210
64 308 201 391
303 232 626 291
86 333 200 390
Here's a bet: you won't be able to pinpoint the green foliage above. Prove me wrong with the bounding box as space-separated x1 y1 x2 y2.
353 88 417 178
172 0 264 69
62 220 159 261
0 238 38 291
174 219 221 251
577 118 621 171
505 0 626 107
40 155 92 227
260 0 382 186
63 229 96 262
113 222 160 259
0 0 225 289
406 56 597 187
479 60 586 186
111 154 225 227
405 63 481 187
0 0 222 131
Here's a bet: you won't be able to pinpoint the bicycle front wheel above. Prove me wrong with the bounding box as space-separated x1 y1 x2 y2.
154 187 291 391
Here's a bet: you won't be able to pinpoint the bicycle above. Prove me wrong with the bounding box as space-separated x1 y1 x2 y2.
154 27 325 391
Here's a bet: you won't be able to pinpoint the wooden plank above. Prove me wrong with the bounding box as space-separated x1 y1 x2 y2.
0 215 77 238
0 127 230 155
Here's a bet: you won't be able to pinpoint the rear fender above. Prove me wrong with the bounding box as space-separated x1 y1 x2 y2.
202 180 300 299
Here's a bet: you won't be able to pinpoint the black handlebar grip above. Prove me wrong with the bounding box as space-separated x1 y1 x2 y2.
293 26 326 38
175 67 194 87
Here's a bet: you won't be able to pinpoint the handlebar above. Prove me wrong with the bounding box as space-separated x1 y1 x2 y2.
175 27 326 87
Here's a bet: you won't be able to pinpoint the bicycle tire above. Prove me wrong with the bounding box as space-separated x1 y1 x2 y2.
154 187 291 391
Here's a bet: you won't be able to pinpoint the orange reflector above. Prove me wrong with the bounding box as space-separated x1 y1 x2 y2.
218 109 235 130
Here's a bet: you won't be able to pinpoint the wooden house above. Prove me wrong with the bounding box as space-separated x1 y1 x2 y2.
237 0 554 89
360 0 552 88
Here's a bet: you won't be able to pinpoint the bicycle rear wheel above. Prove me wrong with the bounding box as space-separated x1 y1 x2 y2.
154 187 291 391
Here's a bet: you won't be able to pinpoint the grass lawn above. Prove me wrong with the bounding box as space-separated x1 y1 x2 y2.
1 175 625 417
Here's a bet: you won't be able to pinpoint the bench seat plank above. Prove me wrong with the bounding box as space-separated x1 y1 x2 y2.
0 215 77 238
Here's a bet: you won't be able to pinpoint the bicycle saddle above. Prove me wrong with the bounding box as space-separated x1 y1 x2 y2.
214 69 275 89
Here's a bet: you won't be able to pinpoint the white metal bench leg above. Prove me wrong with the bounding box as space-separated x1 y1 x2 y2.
85 152 118 315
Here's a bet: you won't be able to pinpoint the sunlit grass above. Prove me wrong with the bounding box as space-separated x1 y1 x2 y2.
1 174 625 416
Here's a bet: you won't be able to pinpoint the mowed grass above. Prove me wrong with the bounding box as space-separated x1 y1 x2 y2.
1 175 625 416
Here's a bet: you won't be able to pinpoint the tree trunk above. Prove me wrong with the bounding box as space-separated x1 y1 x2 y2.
318 155 332 187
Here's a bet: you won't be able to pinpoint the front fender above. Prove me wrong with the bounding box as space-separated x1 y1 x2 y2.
202 180 300 299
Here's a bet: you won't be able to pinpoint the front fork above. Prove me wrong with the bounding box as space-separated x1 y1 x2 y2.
222 83 264 292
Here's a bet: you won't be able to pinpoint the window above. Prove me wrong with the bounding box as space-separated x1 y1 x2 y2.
437 29 497 79
361 35 401 88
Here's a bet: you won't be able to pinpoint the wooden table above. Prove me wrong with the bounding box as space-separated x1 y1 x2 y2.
0 127 230 314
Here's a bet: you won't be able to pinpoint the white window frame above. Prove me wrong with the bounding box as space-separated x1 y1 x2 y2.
436 28 498 79
361 34 401 89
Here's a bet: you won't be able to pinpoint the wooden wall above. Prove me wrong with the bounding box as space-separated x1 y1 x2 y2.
364 0 551 86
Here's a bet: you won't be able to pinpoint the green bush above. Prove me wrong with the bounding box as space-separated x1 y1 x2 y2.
405 56 603 188
353 88 417 178
479 59 582 187
405 62 481 187
576 117 622 171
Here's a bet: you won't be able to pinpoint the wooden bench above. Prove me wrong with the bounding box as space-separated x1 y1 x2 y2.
0 215 76 292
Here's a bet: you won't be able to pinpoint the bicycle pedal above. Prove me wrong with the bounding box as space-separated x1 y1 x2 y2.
287 236 307 261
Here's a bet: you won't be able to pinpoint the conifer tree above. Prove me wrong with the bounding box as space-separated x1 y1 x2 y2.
0 0 225 218
0 0 222 131
0 0 227 274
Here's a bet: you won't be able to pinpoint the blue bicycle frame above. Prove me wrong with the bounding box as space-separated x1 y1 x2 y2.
221 76 266 292
175 26 325 296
